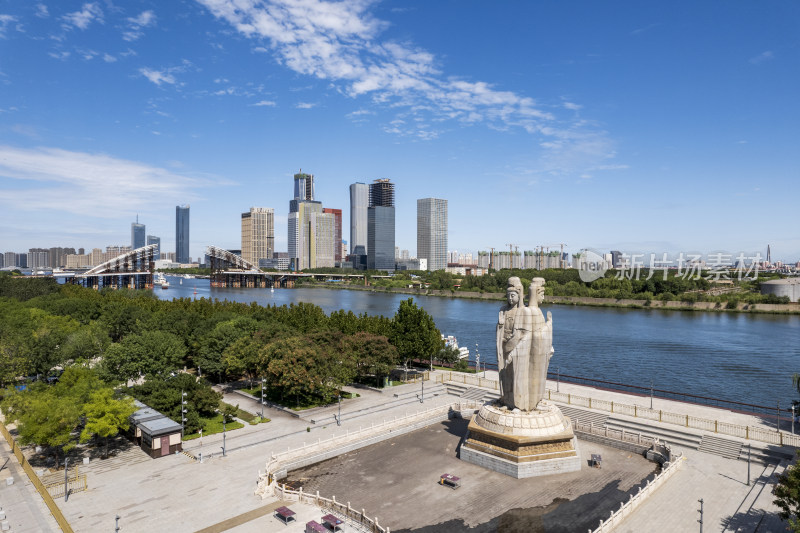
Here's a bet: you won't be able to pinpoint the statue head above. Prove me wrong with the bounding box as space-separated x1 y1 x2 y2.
506 277 524 308
529 277 545 307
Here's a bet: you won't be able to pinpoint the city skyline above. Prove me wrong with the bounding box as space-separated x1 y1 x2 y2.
0 2 798 261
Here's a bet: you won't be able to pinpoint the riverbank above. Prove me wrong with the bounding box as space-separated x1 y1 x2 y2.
297 281 800 314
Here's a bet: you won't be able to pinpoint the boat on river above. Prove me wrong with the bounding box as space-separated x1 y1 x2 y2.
156 273 169 289
443 334 470 359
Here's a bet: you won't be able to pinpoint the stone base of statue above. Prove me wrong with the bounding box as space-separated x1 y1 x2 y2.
460 400 581 478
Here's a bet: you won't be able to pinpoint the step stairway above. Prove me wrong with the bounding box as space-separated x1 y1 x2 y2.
459 387 500 403
698 435 743 460
558 405 609 428
605 416 703 450
444 383 469 397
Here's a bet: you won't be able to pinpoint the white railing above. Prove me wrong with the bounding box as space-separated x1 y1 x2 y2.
591 456 685 532
438 372 800 448
274 485 387 533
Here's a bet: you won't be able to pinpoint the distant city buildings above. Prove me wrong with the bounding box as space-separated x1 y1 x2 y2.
147 235 161 260
367 179 395 272
417 198 448 272
323 208 343 263
288 171 335 270
131 218 146 250
349 182 369 257
241 207 275 267
176 205 190 264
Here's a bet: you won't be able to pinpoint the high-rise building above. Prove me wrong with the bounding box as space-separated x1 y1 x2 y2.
288 172 334 270
241 207 275 267
323 208 342 262
147 235 161 260
417 198 448 272
27 248 50 270
176 205 190 264
131 217 146 249
367 179 395 272
294 171 315 201
3 252 16 268
349 182 369 255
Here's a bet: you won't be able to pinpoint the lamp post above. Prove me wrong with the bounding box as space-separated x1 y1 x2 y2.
793 404 796 435
557 367 560 393
337 394 342 426
747 444 751 486
650 380 654 410
420 378 424 403
698 498 704 533
261 378 266 419
221 418 227 457
64 457 69 502
180 391 188 440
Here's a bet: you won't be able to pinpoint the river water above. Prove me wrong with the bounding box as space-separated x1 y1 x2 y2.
157 277 800 411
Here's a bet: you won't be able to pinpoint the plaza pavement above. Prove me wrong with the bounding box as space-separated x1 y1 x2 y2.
12 370 798 532
0 430 61 533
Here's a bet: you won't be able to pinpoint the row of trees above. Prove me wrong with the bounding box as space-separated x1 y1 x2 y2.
1 367 136 461
1 273 448 445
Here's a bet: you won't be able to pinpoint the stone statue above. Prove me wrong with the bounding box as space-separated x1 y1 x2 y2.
497 277 553 411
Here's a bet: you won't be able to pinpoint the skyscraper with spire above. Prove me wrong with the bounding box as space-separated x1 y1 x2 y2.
131 215 145 250
287 171 334 270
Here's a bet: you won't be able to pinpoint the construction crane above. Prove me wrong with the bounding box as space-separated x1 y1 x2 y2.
540 243 568 269
505 243 518 269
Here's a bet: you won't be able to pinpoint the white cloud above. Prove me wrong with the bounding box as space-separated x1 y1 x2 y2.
48 50 71 60
749 51 774 65
140 67 177 86
35 4 49 18
62 3 103 31
195 0 618 177
128 10 156 27
103 53 117 63
295 102 316 109
0 14 18 38
123 10 156 41
251 100 276 106
0 145 207 218
563 102 582 111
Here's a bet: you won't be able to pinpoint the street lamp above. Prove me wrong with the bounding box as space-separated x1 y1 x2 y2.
180 391 188 439
221 418 227 457
650 380 654 410
557 367 560 393
261 378 266 419
337 394 342 426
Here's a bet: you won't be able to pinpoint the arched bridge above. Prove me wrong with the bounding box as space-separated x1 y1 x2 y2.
73 244 157 289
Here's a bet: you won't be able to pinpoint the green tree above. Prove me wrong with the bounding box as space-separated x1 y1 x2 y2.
196 317 259 381
80 389 137 457
390 298 444 367
102 330 187 383
775 452 800 532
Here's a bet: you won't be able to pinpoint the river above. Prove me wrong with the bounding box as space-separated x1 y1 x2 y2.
157 276 800 412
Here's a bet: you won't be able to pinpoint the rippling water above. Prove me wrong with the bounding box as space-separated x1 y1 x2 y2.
157 278 800 409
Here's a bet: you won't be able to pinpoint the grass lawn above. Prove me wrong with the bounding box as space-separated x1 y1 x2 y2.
219 400 270 425
184 413 243 440
239 387 354 411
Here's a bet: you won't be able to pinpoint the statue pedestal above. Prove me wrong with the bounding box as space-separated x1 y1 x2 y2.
461 401 581 478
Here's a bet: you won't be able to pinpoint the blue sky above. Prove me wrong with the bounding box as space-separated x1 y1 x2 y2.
0 1 798 263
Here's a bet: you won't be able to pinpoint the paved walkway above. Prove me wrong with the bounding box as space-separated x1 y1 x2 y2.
0 434 60 533
46 372 797 532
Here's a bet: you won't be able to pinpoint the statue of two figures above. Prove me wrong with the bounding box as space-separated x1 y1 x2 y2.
497 276 553 412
